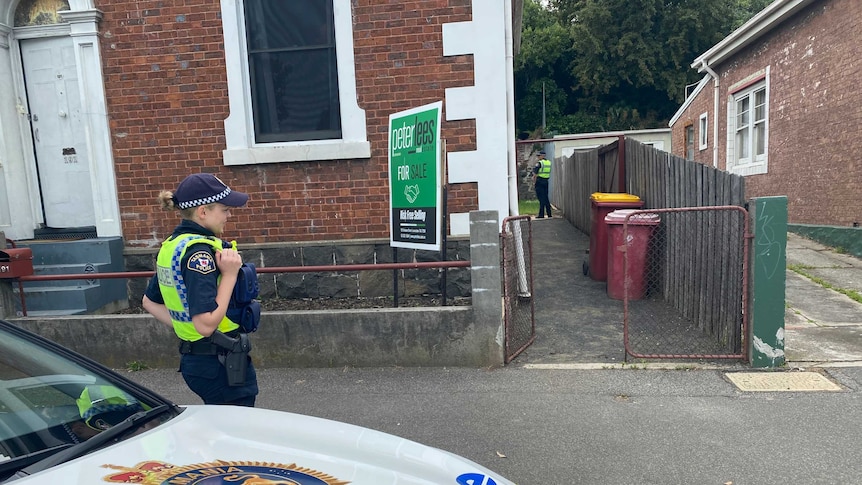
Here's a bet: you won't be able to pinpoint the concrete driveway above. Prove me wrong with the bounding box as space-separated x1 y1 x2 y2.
510 217 862 368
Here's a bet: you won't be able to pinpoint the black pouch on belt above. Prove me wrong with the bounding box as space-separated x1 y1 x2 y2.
212 331 252 386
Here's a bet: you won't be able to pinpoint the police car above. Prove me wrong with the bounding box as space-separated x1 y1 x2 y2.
0 319 514 484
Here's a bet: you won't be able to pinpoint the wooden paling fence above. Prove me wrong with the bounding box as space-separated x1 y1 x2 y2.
551 138 747 359
552 138 745 233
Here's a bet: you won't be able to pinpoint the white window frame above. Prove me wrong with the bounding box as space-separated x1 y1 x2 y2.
726 68 769 176
698 112 708 150
220 0 370 165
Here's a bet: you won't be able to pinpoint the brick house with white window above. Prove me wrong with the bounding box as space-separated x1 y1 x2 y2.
669 0 861 227
0 0 523 246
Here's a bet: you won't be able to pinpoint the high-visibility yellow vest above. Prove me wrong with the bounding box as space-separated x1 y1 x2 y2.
536 158 551 179
156 234 239 341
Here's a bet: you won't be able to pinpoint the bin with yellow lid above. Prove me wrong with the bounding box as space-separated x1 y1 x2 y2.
590 192 642 203
587 193 644 281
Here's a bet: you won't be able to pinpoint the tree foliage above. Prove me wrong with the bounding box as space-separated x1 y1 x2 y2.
514 0 772 136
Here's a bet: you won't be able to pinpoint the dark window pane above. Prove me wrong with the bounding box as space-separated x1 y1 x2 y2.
737 97 749 128
250 49 341 141
245 0 340 143
246 0 330 50
685 125 694 160
737 129 749 160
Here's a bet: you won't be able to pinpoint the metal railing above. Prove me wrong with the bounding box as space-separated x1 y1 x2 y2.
10 260 471 317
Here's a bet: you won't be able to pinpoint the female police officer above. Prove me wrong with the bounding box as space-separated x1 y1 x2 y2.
142 173 258 407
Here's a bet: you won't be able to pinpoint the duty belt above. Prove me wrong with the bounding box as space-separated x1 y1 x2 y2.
179 330 241 355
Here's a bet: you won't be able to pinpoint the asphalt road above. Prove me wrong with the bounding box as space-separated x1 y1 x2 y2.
123 221 862 484
126 365 862 485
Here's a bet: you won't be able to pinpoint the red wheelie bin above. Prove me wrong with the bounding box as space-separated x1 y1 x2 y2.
605 209 661 300
586 193 643 281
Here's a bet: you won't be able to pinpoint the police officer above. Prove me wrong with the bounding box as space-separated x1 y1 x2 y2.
532 150 552 218
142 173 258 407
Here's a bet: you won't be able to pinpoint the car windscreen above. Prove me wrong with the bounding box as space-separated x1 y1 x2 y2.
0 324 166 465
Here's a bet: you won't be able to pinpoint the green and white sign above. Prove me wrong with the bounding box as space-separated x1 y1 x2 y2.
388 101 443 251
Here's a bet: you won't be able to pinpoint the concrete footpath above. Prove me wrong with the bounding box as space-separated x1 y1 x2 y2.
784 232 862 364
125 219 862 484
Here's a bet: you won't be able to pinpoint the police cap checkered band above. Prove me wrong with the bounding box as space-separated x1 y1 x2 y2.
174 173 249 209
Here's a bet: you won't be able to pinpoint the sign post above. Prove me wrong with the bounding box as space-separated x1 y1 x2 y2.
388 101 443 251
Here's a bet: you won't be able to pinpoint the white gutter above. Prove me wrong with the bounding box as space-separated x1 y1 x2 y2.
504 0 518 216
668 76 709 128
700 60 720 169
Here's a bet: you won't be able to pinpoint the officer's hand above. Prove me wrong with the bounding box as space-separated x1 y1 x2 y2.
215 248 243 276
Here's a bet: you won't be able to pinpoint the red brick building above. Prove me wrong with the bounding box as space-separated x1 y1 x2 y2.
0 0 523 246
669 0 861 226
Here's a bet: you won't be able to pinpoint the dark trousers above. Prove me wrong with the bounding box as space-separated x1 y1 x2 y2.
179 353 258 406
535 179 551 218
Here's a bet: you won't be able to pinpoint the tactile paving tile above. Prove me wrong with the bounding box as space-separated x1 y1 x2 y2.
726 372 842 392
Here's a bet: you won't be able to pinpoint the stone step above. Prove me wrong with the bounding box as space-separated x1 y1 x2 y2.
16 237 123 266
11 237 128 315
21 262 121 288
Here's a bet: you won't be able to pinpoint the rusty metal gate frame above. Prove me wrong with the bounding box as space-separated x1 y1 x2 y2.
622 206 750 361
501 215 535 363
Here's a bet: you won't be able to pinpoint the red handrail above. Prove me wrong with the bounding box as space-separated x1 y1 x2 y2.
9 260 471 316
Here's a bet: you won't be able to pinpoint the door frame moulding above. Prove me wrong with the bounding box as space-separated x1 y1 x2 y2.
1 0 120 239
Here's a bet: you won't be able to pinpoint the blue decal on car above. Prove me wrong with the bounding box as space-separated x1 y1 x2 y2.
457 472 499 485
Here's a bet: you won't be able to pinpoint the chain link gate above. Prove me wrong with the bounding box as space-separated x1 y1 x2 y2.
618 206 750 361
501 216 535 364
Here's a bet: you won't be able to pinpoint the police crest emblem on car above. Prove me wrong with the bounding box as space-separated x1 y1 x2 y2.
100 460 349 484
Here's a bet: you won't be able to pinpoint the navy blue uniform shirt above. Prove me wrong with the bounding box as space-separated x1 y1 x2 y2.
144 219 228 320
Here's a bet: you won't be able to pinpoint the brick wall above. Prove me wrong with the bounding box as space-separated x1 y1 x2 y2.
671 85 713 167
98 0 480 246
671 0 862 226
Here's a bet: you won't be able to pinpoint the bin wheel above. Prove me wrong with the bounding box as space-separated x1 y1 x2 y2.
582 261 589 276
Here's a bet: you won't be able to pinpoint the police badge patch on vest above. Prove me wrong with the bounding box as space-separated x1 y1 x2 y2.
187 251 216 274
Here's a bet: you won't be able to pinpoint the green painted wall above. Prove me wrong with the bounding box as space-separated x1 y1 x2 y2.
788 224 862 259
749 197 788 368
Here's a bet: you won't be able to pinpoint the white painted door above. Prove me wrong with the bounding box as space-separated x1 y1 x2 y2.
20 36 95 229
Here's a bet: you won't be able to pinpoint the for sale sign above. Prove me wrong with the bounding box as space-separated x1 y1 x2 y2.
388 101 442 251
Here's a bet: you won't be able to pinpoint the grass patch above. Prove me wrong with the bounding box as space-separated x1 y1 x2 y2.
787 264 862 304
787 263 814 271
126 361 150 372
519 199 539 216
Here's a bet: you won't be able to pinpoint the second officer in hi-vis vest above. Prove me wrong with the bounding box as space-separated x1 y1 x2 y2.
142 173 259 407
532 150 552 219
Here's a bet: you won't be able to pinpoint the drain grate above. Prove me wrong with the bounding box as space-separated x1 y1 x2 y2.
726 372 842 392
